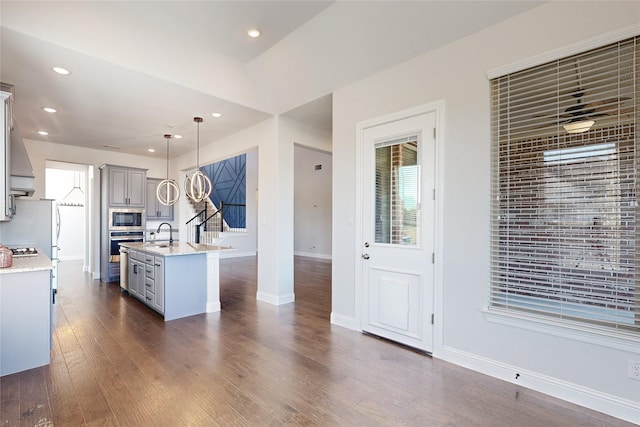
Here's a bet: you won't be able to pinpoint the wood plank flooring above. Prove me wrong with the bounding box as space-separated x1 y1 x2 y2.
0 256 632 426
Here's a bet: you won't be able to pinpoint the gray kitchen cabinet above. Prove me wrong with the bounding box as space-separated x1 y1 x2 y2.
105 166 146 207
152 256 164 313
121 244 215 320
128 249 164 315
146 178 173 220
128 250 145 301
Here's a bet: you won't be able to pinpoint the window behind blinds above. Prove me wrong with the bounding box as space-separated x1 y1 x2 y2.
489 36 639 335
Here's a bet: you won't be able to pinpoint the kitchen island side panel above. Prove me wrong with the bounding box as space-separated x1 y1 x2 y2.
0 269 51 376
163 254 207 321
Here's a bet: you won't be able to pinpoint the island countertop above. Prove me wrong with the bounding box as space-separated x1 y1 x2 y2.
119 241 234 257
0 251 52 275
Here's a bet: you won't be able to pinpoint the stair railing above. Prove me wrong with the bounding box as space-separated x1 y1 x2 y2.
185 200 247 244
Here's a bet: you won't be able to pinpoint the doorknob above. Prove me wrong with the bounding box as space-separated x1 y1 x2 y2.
362 254 370 260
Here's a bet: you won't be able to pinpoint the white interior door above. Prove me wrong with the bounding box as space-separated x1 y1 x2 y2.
361 112 436 352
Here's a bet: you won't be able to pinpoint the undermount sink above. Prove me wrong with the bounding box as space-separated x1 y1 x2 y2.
144 243 170 248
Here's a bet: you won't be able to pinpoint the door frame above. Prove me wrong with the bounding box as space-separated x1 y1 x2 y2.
354 100 445 357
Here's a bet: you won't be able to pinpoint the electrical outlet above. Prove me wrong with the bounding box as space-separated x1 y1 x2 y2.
628 360 640 380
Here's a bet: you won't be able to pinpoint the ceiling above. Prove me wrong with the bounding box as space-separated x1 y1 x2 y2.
0 1 543 159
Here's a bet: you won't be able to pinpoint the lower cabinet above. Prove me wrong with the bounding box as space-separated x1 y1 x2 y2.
152 256 164 312
128 249 164 315
125 246 207 321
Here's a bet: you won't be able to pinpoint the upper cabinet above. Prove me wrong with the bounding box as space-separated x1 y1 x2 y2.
100 165 146 208
146 178 173 221
0 86 13 221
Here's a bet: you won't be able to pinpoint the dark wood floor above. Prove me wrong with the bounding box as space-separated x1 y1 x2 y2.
0 256 631 426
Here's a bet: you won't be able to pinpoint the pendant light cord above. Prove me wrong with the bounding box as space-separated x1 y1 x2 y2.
165 134 171 180
194 116 203 170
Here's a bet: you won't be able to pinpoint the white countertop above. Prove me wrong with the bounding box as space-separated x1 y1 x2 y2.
0 251 52 274
120 241 234 257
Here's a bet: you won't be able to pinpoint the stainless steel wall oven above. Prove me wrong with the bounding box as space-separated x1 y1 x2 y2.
109 230 143 263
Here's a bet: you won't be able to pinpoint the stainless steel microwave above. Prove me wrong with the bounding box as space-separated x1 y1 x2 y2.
109 208 144 230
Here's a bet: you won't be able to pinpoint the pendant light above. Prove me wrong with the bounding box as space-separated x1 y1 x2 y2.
185 116 212 202
157 134 180 206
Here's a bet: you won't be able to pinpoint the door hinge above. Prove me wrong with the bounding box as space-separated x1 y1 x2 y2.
432 188 436 200
431 313 434 325
431 253 435 263
433 128 436 139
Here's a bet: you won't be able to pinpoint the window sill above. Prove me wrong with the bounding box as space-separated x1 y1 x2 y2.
483 307 640 354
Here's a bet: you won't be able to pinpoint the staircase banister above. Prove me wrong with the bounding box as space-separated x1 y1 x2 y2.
185 208 208 225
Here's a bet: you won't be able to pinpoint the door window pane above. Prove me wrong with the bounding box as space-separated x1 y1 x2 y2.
375 136 420 245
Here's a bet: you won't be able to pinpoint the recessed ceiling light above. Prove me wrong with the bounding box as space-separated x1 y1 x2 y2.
211 112 223 118
247 28 260 38
37 130 49 136
52 66 71 75
148 148 155 153
173 134 182 139
42 107 57 113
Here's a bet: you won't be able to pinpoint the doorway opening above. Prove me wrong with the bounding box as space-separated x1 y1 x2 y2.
45 160 92 273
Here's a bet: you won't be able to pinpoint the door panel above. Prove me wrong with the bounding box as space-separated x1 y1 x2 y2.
361 112 436 352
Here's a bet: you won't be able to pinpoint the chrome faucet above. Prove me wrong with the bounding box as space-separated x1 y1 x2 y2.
157 222 173 246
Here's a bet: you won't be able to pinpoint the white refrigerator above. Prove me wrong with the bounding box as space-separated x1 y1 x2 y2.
0 198 59 293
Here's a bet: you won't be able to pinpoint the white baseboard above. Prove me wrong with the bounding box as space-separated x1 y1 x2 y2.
59 255 84 261
220 251 256 259
330 313 359 331
294 251 332 260
206 301 221 313
256 291 295 305
92 272 100 280
440 345 640 424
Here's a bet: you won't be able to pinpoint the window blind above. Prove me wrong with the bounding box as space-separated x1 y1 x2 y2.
489 36 639 335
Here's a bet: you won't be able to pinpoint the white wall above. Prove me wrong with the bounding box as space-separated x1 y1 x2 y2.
332 1 640 422
294 144 332 259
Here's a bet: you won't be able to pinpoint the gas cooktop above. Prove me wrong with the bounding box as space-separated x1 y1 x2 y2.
10 247 39 257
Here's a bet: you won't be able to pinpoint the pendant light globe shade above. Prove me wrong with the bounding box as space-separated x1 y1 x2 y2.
157 134 180 206
185 170 212 203
185 117 213 202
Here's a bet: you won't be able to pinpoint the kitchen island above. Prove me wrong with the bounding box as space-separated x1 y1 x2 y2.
119 242 233 321
0 252 52 376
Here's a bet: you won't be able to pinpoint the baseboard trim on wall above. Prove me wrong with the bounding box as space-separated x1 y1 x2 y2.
440 345 640 424
206 301 221 313
256 291 295 306
330 313 359 331
220 251 256 259
60 255 84 261
294 251 331 260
